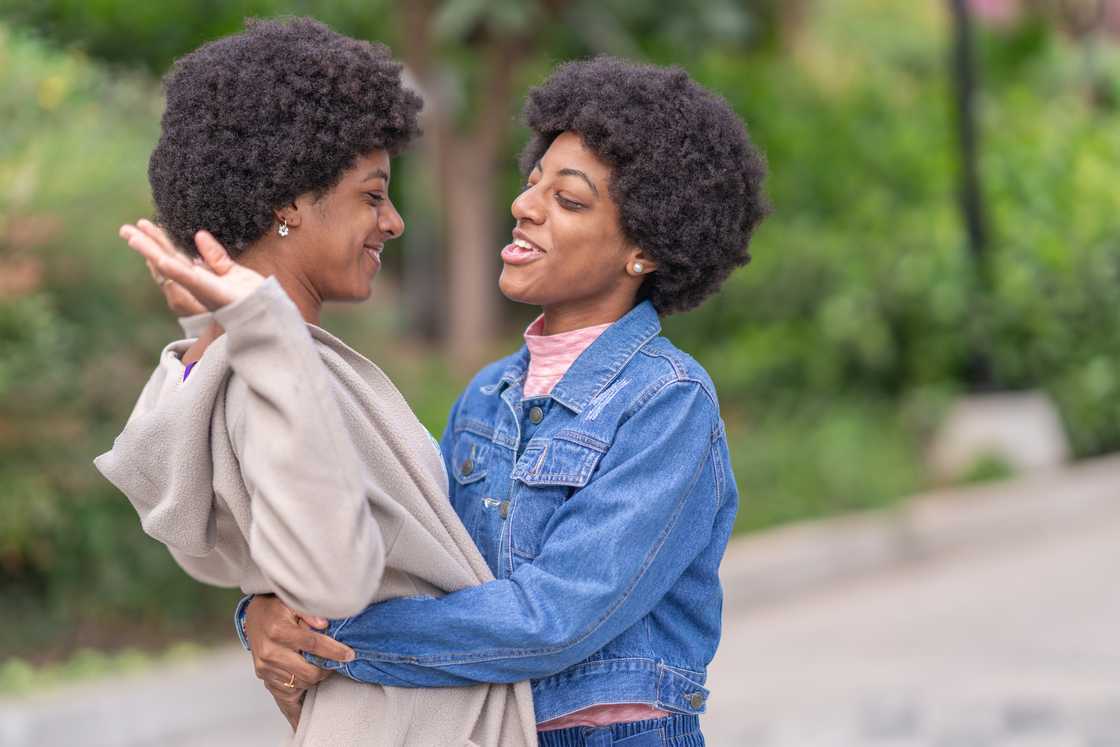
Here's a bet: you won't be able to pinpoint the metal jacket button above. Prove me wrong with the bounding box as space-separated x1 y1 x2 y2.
499 500 511 519
461 458 474 476
688 692 705 709
528 406 544 424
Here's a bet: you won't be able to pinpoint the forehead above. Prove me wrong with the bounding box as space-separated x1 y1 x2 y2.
539 132 611 181
347 149 391 182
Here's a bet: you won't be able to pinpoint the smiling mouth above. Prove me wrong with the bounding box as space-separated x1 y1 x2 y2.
364 245 383 262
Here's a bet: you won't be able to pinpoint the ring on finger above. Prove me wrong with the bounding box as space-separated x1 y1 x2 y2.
159 277 172 287
283 671 296 688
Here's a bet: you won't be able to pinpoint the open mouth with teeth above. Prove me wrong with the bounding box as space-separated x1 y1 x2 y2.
501 237 546 265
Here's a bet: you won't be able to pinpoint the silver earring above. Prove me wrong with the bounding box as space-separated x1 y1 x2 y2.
633 262 644 274
278 219 290 238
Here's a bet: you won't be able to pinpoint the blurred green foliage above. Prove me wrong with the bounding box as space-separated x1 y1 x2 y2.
3 0 1120 661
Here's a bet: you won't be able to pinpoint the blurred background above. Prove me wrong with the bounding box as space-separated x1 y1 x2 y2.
1 0 1118 743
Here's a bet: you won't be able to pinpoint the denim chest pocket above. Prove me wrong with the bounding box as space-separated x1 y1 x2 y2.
508 431 607 561
451 429 491 487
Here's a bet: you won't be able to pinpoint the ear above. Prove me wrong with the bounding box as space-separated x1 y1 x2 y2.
274 200 303 228
625 249 658 277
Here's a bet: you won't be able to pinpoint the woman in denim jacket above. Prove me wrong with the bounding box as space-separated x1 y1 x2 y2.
245 57 769 745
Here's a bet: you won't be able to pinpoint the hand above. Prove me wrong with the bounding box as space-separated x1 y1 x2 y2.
134 220 209 317
244 594 356 729
119 220 265 311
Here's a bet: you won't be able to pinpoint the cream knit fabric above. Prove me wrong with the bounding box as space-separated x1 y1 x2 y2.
95 278 536 746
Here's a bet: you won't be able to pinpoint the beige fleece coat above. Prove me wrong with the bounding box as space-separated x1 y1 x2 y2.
95 278 537 746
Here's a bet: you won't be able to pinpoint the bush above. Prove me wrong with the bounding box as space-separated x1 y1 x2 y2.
0 24 239 659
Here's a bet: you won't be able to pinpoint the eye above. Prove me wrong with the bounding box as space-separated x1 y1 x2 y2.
556 194 584 210
365 192 385 205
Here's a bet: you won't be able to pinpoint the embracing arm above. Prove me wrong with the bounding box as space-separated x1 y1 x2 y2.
320 379 728 686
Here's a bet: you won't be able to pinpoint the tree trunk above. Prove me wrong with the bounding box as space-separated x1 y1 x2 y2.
398 0 443 341
442 41 522 372
949 0 995 389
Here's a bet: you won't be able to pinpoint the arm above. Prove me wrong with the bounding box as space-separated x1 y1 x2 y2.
217 279 384 618
320 380 725 686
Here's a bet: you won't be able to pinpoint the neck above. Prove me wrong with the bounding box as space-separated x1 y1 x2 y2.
539 295 636 336
240 245 323 325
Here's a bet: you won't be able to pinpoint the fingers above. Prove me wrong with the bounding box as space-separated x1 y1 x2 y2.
254 642 328 689
297 613 330 630
136 219 180 258
264 684 304 732
120 224 233 309
276 624 355 663
193 230 237 275
144 259 164 285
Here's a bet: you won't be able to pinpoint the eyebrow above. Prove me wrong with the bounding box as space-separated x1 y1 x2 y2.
362 168 390 183
534 161 599 197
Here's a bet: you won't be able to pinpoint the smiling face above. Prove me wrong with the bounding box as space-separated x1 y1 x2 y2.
500 132 655 331
283 149 404 303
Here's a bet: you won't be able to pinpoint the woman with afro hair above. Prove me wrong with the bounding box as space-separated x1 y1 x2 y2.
98 17 538 746
240 56 769 746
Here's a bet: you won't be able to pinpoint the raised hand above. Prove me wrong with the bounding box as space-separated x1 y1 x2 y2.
120 220 265 311
133 220 209 317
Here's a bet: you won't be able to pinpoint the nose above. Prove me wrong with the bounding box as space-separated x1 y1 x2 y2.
511 182 543 225
379 197 405 239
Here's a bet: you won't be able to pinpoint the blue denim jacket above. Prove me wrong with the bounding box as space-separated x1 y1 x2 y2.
268 300 738 724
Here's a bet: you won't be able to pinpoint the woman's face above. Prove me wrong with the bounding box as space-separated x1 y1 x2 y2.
500 132 649 320
287 149 404 303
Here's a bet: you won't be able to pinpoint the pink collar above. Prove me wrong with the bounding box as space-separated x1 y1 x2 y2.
522 315 612 398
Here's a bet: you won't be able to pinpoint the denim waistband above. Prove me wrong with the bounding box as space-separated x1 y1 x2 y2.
537 714 702 746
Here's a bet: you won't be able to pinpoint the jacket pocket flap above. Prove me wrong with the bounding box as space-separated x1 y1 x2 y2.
451 430 491 486
511 432 606 487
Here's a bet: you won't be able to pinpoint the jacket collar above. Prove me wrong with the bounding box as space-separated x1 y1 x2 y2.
495 300 661 414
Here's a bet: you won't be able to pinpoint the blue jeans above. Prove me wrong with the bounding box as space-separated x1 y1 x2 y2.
537 715 704 747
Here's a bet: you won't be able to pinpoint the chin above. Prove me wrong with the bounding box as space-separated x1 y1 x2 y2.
498 269 538 306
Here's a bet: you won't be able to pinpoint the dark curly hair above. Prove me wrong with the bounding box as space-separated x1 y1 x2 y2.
148 17 422 256
519 56 769 314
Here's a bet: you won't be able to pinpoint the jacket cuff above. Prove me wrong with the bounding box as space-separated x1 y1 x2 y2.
234 594 254 651
177 311 213 338
211 276 299 331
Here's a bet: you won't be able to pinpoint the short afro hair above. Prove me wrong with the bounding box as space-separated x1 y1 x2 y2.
519 56 768 315
148 17 422 256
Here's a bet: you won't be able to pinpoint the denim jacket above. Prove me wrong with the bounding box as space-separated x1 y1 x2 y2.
261 300 739 725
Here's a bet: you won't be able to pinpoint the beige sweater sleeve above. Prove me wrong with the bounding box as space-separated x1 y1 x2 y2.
214 278 385 618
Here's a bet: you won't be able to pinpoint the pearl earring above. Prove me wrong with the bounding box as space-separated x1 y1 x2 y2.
278 219 290 238
632 262 644 274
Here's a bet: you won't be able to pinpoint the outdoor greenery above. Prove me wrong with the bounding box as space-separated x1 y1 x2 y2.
2 0 1118 661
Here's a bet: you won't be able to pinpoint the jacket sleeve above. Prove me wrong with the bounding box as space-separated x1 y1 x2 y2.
216 278 385 619
319 379 725 685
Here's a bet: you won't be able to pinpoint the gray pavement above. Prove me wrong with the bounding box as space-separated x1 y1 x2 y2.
705 510 1120 746
3 459 1118 746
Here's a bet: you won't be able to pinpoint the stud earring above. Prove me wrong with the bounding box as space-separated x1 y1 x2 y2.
632 262 644 274
278 219 290 238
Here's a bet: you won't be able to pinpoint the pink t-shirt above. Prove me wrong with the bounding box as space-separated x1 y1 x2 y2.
521 314 671 731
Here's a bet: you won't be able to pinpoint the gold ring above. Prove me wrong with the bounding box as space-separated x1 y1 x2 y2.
158 276 172 287
284 672 296 688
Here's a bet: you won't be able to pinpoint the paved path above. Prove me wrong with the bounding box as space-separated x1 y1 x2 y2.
704 513 1120 746
4 465 1117 746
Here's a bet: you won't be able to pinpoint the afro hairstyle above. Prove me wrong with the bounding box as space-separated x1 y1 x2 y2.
148 16 422 256
519 56 769 314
